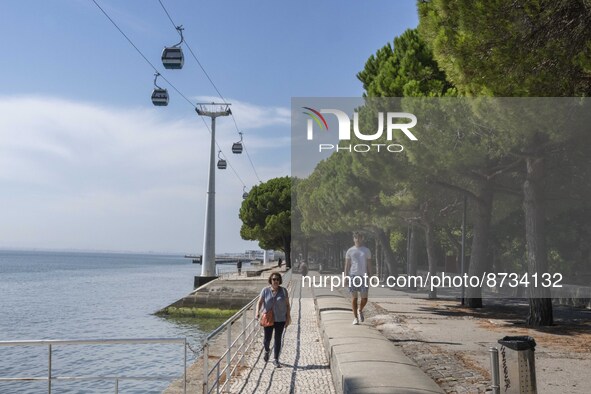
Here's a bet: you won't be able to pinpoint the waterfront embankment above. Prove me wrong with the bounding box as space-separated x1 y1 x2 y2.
157 266 278 314
163 264 288 393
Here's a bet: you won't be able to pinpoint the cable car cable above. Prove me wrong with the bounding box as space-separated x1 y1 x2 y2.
157 0 225 102
241 141 262 183
94 0 251 188
157 0 263 184
91 0 194 108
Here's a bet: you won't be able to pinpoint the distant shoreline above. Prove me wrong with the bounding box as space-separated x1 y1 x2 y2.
0 248 243 257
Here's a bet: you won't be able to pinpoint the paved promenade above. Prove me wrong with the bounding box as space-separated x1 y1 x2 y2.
186 269 589 393
226 271 443 393
363 287 591 394
228 274 336 394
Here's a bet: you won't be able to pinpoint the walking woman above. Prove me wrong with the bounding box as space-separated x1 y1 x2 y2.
256 272 291 367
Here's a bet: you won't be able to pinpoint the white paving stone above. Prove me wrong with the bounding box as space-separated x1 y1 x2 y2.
227 276 336 394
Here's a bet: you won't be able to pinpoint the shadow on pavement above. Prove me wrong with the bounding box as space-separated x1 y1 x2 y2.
416 298 591 337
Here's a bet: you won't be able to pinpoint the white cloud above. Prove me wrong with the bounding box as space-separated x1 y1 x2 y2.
0 95 290 253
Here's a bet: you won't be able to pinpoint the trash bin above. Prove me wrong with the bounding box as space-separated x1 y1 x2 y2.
497 336 537 393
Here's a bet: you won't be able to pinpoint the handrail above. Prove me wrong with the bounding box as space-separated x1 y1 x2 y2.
202 268 293 394
0 337 185 346
215 265 238 279
206 298 259 342
0 337 187 394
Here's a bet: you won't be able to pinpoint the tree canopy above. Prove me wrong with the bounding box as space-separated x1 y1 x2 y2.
418 0 591 325
239 176 292 267
292 3 591 327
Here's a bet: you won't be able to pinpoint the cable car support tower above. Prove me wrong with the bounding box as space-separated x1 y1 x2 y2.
195 103 232 279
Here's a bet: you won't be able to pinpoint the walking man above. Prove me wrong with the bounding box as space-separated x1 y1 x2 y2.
344 232 372 325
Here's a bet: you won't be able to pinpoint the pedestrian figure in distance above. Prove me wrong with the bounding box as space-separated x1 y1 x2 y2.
299 261 308 276
344 232 372 325
256 273 291 367
278 258 282 268
237 259 242 276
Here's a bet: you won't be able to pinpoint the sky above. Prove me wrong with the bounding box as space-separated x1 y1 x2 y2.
0 0 419 255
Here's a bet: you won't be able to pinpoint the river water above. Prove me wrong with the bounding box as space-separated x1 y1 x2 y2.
0 250 229 393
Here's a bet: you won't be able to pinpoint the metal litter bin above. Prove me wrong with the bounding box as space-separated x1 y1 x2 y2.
496 336 537 393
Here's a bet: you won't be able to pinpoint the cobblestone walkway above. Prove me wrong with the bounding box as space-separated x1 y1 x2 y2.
228 276 336 394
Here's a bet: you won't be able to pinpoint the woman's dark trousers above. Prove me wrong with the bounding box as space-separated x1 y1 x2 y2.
263 321 286 360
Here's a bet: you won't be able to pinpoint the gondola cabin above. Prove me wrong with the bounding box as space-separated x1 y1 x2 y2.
217 159 227 170
162 47 184 69
242 191 249 199
232 142 243 154
151 88 169 106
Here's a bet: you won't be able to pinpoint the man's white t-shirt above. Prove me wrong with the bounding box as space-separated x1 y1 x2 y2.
346 246 371 276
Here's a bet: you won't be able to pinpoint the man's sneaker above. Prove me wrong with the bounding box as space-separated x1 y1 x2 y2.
358 310 365 322
352 317 359 325
263 351 269 362
273 360 281 368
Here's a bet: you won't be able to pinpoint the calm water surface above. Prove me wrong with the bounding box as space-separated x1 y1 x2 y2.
0 250 225 393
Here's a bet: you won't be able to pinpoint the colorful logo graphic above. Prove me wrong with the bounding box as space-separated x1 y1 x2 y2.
302 107 329 130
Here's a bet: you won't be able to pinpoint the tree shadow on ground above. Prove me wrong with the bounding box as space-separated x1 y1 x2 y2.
388 338 462 346
417 297 591 338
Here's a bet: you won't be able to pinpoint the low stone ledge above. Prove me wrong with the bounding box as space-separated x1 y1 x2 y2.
315 295 444 394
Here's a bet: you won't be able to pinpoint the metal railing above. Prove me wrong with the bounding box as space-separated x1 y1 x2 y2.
0 337 187 394
201 297 260 394
215 265 238 278
202 269 292 394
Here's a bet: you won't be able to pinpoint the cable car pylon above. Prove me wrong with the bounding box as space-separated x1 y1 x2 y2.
195 103 232 278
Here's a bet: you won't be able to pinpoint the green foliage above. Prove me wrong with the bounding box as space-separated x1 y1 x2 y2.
239 176 291 252
418 0 591 96
389 231 406 254
297 154 371 234
491 208 526 273
418 0 591 320
357 28 456 98
546 207 591 281
297 28 463 241
295 4 591 303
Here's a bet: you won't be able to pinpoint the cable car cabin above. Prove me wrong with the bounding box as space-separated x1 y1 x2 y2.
162 47 184 69
217 159 227 170
242 192 249 199
232 142 243 154
151 88 169 106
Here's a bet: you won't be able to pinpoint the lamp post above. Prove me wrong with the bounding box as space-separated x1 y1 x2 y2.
460 194 467 305
195 103 231 279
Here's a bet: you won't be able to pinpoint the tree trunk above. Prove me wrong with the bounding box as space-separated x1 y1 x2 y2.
465 183 494 308
424 223 438 299
523 156 553 326
284 237 292 269
375 228 398 275
409 224 418 289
